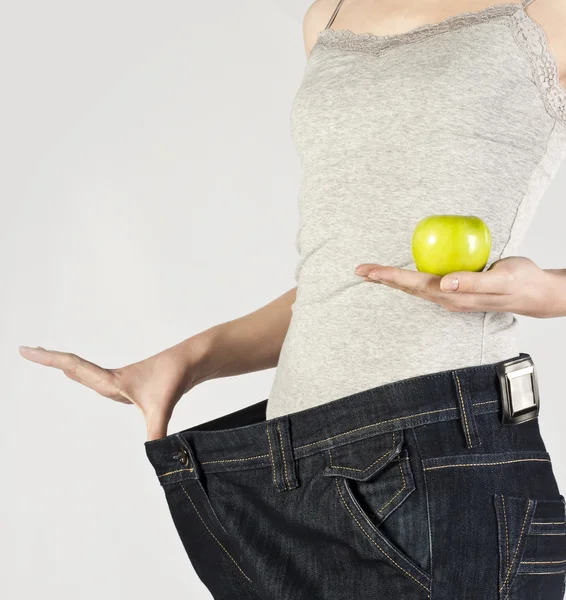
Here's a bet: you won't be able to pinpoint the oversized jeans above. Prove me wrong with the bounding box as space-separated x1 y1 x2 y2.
144 353 566 599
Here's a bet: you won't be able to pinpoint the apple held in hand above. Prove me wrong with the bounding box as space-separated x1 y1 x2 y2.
411 215 492 276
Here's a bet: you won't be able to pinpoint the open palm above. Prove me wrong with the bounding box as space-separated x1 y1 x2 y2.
19 345 194 441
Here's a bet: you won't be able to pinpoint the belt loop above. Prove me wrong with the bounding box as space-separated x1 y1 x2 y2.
266 416 299 492
452 371 482 449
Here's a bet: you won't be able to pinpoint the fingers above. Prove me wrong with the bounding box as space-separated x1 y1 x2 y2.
355 264 515 296
438 269 515 295
19 345 122 399
19 346 62 367
20 346 99 375
362 266 439 296
365 274 510 311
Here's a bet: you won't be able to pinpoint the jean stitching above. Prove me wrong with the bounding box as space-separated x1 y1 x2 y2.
276 421 291 489
178 482 253 583
328 431 396 473
196 479 229 536
375 455 408 514
201 454 270 464
158 467 194 478
521 560 566 564
519 570 566 575
266 425 279 490
454 373 473 447
297 407 456 451
424 458 551 471
502 496 510 574
499 499 533 598
412 427 434 599
192 401 496 467
334 476 431 596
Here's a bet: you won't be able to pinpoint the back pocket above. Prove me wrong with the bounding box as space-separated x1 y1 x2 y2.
494 493 566 599
322 429 431 595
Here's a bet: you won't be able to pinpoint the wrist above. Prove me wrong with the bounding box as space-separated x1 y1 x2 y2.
171 326 220 392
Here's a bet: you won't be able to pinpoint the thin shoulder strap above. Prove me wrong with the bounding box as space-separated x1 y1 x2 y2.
324 0 347 30
521 0 536 8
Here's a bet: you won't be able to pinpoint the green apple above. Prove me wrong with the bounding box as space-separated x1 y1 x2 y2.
411 215 492 276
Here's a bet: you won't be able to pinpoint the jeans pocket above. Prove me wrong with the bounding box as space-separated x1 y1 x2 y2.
494 492 566 600
322 429 431 595
158 470 257 595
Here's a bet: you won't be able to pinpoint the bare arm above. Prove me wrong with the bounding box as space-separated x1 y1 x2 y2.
180 286 297 389
543 268 566 318
18 4 335 441
19 286 298 440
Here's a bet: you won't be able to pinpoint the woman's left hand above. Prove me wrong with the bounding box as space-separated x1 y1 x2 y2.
354 256 563 319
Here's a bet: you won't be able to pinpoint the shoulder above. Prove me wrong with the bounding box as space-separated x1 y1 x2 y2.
302 0 339 58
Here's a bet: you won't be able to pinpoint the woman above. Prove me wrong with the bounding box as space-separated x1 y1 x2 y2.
20 0 566 598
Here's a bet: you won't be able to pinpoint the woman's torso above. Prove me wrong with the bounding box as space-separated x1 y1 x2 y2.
266 0 566 420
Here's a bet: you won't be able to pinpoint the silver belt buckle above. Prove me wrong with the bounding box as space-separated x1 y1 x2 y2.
496 353 540 426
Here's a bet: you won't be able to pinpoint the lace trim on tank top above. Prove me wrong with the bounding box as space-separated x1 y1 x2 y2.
508 9 566 126
313 3 566 127
314 3 521 53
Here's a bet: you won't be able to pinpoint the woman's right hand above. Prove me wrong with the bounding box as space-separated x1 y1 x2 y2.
18 342 204 442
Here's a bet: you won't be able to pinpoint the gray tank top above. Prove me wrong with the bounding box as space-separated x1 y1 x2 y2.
266 0 566 420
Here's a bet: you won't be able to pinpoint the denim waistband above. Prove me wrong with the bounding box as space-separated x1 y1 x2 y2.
144 353 529 488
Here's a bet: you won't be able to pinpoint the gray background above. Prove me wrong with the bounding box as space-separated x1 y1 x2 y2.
2 1 565 598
